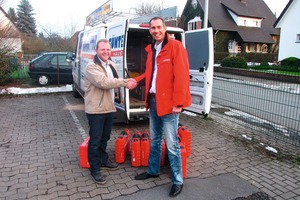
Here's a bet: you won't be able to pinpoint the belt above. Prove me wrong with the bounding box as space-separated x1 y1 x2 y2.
149 93 156 98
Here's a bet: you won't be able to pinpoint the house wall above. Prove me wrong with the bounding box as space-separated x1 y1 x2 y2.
0 7 23 61
227 10 262 28
0 10 10 27
0 9 20 36
214 31 241 53
0 38 22 53
276 1 300 61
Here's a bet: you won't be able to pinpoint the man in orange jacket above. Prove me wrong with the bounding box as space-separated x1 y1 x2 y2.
134 17 191 197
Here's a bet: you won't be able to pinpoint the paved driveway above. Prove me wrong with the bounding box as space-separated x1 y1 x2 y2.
0 93 299 200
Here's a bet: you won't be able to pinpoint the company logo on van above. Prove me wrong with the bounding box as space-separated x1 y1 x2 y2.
109 35 124 57
109 35 124 49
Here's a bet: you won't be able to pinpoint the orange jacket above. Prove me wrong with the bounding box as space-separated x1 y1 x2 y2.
135 34 192 116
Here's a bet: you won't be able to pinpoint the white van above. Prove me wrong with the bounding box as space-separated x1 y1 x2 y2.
67 20 214 123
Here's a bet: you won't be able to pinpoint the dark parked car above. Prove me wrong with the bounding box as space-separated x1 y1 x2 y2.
28 52 73 86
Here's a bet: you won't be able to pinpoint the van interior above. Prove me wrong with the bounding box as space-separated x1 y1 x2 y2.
126 28 183 112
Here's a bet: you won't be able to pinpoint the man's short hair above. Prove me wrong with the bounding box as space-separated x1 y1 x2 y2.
96 39 110 50
149 17 166 27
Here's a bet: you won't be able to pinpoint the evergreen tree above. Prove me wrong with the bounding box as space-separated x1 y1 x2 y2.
16 0 37 36
7 8 17 24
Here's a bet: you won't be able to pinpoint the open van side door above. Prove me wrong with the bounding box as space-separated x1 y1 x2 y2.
106 20 130 123
184 28 214 116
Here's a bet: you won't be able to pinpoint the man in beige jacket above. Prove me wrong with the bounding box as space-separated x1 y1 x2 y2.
84 39 136 184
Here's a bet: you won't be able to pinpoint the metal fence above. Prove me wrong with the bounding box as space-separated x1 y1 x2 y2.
212 71 300 148
16 54 38 79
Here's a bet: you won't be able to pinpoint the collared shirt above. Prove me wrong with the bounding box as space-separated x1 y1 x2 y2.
98 56 114 102
149 41 162 94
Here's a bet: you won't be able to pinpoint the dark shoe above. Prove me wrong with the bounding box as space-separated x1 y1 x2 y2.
101 159 118 170
169 184 183 197
90 173 106 184
134 172 159 180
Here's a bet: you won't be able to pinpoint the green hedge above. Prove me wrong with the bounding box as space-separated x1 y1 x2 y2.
0 54 20 85
215 52 278 64
251 65 299 72
281 57 300 68
0 54 11 85
214 52 229 64
237 53 277 63
221 56 247 68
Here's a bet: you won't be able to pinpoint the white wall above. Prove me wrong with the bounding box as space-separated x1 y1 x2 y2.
276 1 300 61
0 38 22 53
0 8 20 35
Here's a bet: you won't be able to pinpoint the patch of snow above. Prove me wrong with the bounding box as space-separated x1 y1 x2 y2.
214 76 300 94
1 85 72 95
265 146 278 154
182 111 198 117
247 62 260 66
242 134 252 140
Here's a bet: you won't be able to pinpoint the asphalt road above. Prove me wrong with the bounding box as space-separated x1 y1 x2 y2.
213 73 300 131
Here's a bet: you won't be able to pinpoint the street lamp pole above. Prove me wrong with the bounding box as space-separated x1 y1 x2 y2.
203 0 209 28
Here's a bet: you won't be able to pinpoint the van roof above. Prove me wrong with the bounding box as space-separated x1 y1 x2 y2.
128 23 184 32
83 22 184 33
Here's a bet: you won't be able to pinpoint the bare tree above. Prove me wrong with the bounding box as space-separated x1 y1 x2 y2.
20 35 45 54
38 24 58 38
62 17 81 39
135 2 162 15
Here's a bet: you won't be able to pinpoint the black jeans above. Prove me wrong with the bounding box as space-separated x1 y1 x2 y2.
86 113 113 174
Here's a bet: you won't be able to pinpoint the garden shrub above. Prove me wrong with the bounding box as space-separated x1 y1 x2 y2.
260 61 269 66
221 56 247 68
280 57 300 69
238 53 277 63
214 52 229 64
0 52 12 85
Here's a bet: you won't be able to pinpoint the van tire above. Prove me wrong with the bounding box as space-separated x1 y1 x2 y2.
37 75 50 86
72 84 81 98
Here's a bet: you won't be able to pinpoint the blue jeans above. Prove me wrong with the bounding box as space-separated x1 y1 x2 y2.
147 95 183 185
86 113 113 174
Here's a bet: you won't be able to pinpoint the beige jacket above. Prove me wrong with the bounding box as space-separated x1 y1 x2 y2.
84 57 127 114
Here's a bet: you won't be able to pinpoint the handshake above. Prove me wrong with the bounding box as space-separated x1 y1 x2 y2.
125 78 137 90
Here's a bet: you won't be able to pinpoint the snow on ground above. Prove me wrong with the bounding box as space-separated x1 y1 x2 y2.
214 76 300 94
0 84 72 95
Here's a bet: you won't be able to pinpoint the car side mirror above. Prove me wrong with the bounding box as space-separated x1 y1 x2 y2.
66 52 75 62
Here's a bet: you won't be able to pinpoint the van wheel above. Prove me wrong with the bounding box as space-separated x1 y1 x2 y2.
72 84 81 98
37 75 50 86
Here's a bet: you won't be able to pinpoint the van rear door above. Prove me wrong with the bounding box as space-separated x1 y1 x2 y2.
184 28 214 116
106 20 129 123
